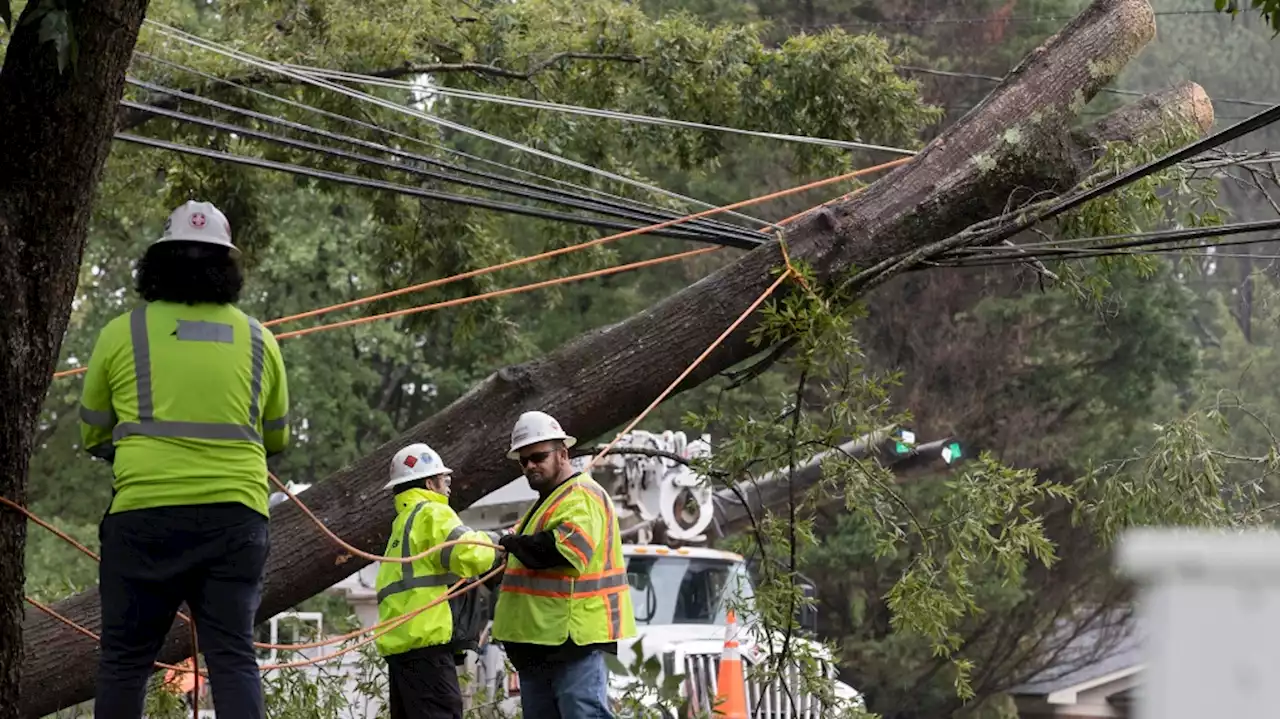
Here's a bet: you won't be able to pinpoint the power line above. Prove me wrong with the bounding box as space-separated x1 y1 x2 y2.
936 219 1280 267
132 51 722 223
142 20 777 230
846 98 1280 287
938 235 1280 267
279 63 919 157
122 77 768 246
119 99 765 247
116 133 764 247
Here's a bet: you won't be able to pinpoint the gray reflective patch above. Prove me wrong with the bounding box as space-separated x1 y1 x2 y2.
401 503 428 574
113 421 262 443
376 572 459 603
558 526 595 565
248 318 264 426
263 414 289 431
573 573 628 593
130 306 153 421
79 404 117 427
607 592 622 638
175 320 234 343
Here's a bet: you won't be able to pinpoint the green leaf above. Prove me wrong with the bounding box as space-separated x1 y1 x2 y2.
604 652 630 677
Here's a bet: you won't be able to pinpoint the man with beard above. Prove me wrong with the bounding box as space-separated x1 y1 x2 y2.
491 411 636 718
79 200 290 719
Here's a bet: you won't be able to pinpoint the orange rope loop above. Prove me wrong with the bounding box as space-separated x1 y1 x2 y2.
267 473 501 564
274 247 717 340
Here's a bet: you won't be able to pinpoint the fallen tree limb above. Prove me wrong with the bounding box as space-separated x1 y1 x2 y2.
19 0 1215 712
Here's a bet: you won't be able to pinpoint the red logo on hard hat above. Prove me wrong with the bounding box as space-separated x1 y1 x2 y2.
404 455 418 468
190 213 207 229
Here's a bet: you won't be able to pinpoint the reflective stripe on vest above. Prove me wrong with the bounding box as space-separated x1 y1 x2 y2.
113 305 265 444
524 476 625 640
377 502 459 603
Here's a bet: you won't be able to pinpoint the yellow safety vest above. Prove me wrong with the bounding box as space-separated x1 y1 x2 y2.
78 301 291 517
375 488 499 657
492 473 636 646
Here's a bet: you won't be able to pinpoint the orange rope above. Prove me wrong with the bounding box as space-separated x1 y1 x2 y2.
3 481 500 651
263 157 908 329
24 563 502 675
50 157 910 379
266 473 501 565
274 246 717 340
23 596 209 677
259 562 503 672
0 496 100 561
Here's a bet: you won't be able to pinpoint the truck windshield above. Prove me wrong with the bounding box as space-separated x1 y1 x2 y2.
625 555 750 626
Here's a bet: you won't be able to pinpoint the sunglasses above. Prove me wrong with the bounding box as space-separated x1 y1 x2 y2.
517 451 554 467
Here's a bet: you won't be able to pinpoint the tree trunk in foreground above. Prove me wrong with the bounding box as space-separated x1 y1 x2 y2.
18 0 1216 713
0 2 150 717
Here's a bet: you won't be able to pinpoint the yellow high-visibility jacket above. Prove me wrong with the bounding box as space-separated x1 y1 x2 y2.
79 301 290 517
375 488 500 657
492 473 636 646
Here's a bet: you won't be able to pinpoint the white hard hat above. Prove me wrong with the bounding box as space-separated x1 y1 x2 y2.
507 411 576 459
156 200 239 255
385 443 452 489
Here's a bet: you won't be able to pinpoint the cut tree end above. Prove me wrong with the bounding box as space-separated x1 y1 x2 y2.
1080 81 1216 148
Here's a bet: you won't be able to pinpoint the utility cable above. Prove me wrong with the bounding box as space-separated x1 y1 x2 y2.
115 133 757 245
936 232 1280 269
281 63 919 157
847 99 1280 292
124 71 765 245
142 20 777 229
131 51 726 227
944 217 1280 259
119 98 760 247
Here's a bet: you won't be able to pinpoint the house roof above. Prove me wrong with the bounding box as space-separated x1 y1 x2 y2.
1009 616 1143 697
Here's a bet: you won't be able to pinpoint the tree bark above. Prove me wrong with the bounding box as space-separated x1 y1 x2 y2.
17 0 1215 713
0 2 150 717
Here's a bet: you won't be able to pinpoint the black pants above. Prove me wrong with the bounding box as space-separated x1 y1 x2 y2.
386 645 465 719
94 502 270 719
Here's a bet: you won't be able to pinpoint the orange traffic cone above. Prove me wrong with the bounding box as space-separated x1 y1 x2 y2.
713 610 748 718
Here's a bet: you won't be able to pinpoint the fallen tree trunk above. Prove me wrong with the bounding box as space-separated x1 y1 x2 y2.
19 0 1215 713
